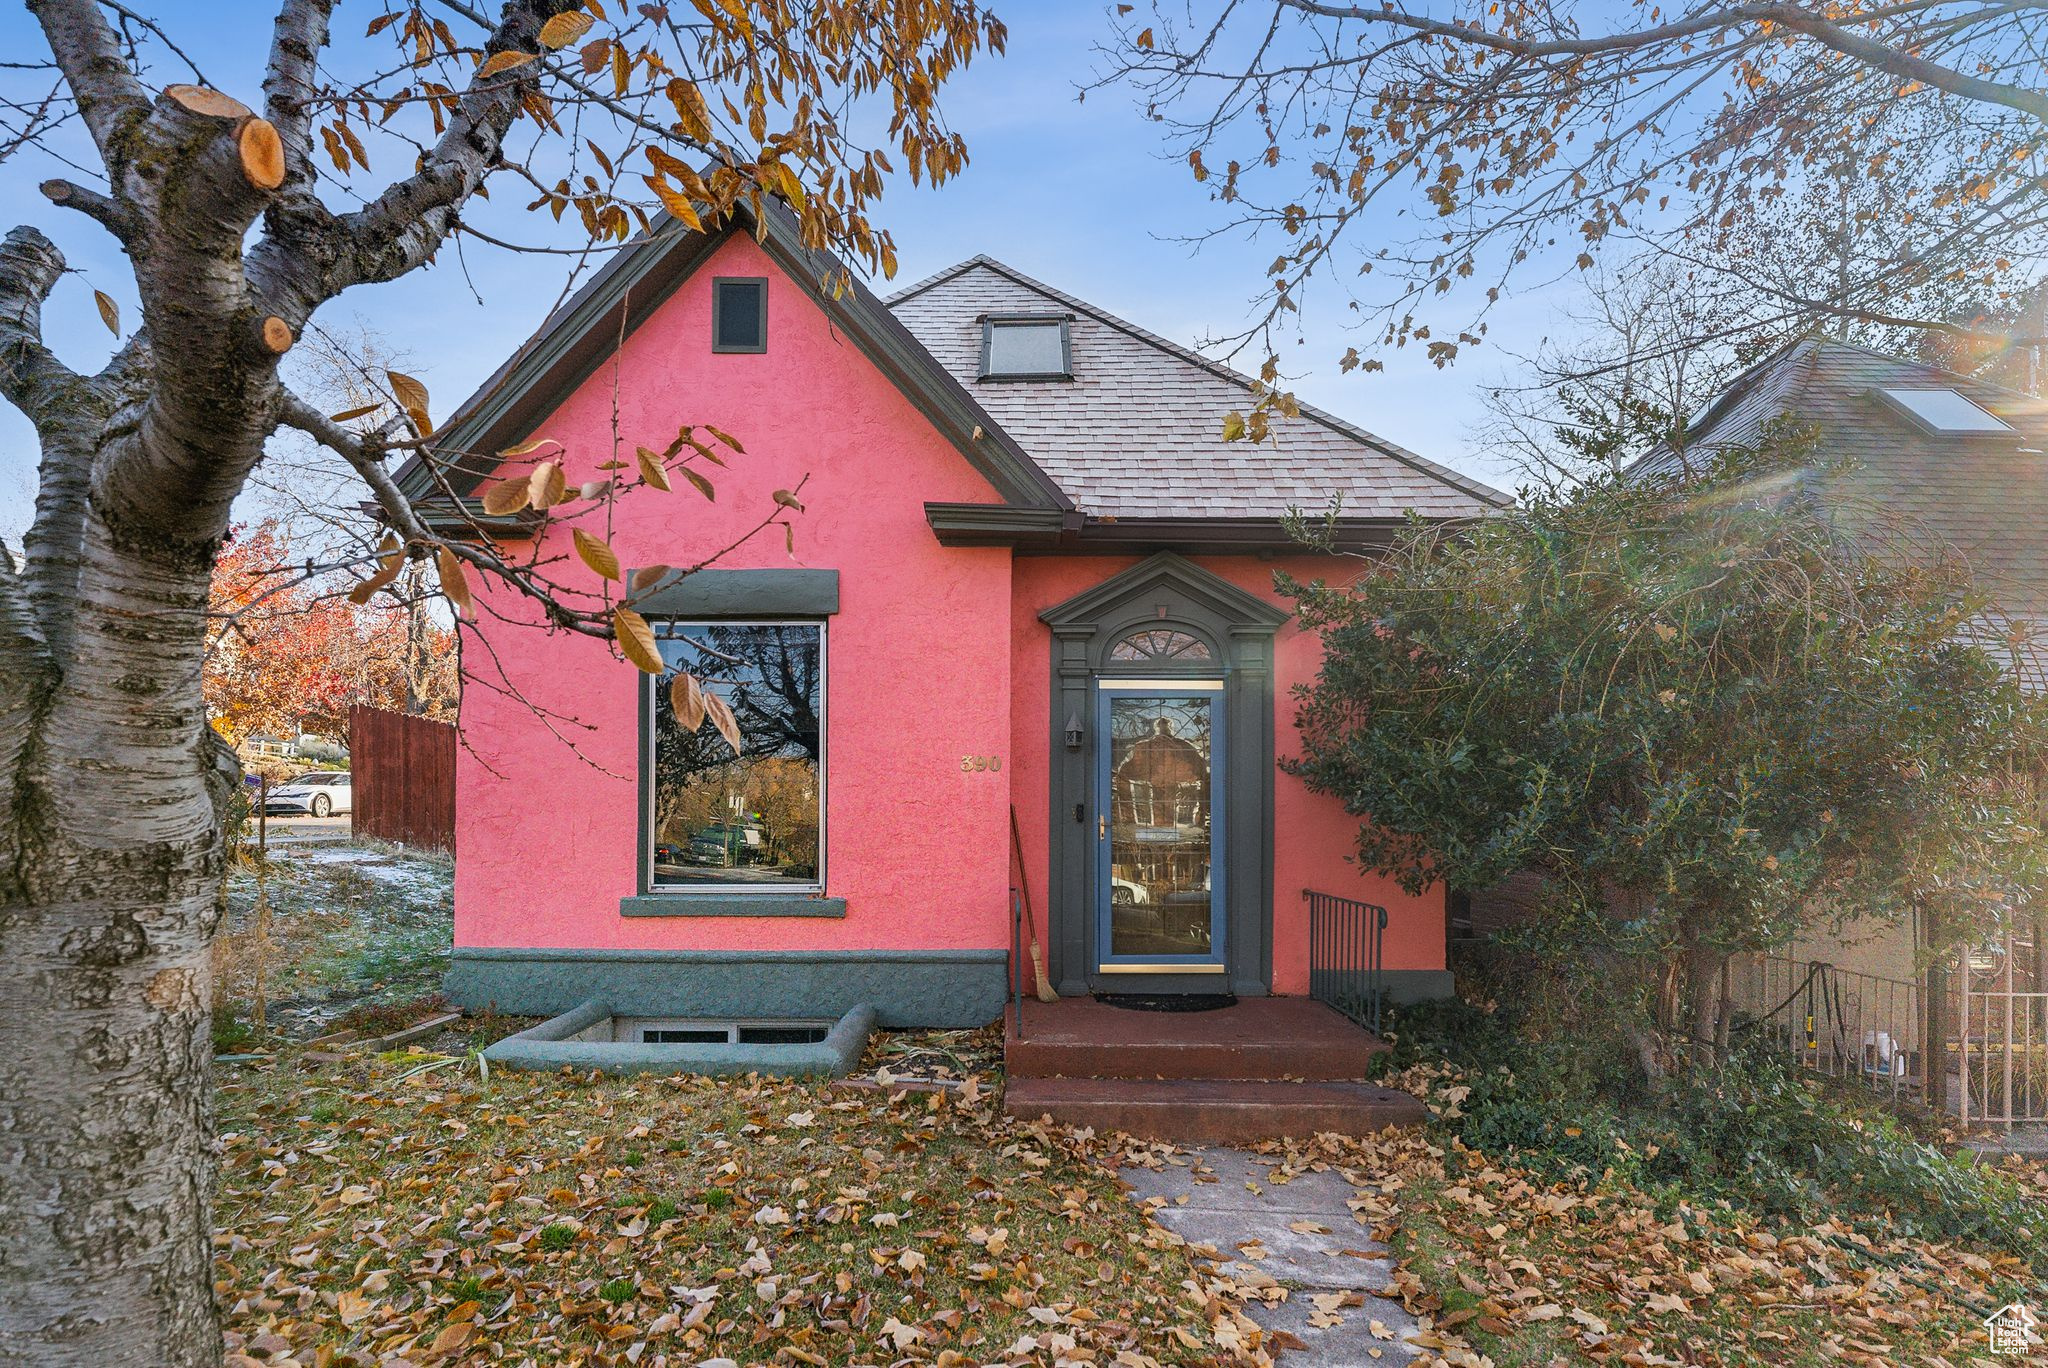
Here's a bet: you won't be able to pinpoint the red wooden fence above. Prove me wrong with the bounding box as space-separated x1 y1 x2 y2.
348 705 457 851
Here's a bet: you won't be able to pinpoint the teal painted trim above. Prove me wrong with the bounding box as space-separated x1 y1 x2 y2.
1380 969 1455 1005
627 567 839 617
482 1001 875 1078
446 947 1007 1028
620 895 846 918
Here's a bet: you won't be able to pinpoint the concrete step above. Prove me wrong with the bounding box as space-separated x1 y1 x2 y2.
1004 1076 1427 1144
1004 997 1387 1082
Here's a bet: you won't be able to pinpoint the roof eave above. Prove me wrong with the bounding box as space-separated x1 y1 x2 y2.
392 203 1070 514
924 503 1431 554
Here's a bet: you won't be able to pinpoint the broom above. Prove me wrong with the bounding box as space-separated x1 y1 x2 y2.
1009 805 1058 1003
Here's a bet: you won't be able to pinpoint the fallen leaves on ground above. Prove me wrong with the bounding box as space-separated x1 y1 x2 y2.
1210 1123 2039 1368
214 1043 1236 1367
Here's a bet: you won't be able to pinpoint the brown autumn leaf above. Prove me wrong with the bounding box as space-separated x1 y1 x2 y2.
704 690 741 752
527 460 566 511
93 289 119 335
436 546 473 617
385 369 429 419
681 466 714 501
613 606 663 673
497 436 555 457
704 424 745 453
480 478 530 517
347 534 405 604
629 563 672 595
328 403 380 422
771 488 805 511
668 671 707 731
573 527 621 581
477 49 537 77
538 10 593 49
646 176 706 232
635 445 671 492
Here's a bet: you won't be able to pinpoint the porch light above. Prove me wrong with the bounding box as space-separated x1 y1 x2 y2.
1064 713 1084 750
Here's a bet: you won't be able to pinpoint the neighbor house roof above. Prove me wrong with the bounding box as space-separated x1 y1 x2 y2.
886 256 1507 522
397 202 1504 552
1646 338 2048 686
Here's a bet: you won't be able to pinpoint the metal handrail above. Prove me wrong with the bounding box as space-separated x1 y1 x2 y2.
1009 885 1024 1042
1305 889 1389 1034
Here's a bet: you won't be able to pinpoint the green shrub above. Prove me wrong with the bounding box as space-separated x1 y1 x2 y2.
1388 1001 2041 1263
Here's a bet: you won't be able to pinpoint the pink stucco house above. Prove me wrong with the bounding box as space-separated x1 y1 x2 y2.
405 201 1504 1064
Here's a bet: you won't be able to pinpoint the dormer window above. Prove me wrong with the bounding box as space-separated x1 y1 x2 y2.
1872 387 2014 437
712 277 768 353
980 314 1071 382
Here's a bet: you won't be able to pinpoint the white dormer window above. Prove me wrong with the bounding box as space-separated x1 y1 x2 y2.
1873 387 2015 436
980 315 1071 381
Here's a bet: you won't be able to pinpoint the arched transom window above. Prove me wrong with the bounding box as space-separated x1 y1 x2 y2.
1108 628 1212 663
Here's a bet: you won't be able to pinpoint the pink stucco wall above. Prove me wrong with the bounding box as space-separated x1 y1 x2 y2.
455 233 1014 955
455 233 1445 989
1006 556 1447 995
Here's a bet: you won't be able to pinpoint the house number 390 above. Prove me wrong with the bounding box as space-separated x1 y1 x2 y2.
960 754 1002 772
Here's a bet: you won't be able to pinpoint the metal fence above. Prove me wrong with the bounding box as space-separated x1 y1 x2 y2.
1958 954 2048 1128
1732 955 1923 1105
1306 889 1388 1034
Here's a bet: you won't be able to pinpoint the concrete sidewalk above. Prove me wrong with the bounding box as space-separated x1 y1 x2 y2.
1121 1148 1421 1365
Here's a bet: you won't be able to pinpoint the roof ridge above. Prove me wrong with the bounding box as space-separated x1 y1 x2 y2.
897 256 1511 508
881 255 996 306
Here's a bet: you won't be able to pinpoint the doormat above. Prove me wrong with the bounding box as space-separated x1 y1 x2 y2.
1094 993 1237 1013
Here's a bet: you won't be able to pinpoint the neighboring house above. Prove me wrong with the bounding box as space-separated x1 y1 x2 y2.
1641 340 2048 1096
401 200 1504 1051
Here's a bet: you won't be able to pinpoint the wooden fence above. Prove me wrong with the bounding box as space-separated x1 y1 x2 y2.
348 705 456 851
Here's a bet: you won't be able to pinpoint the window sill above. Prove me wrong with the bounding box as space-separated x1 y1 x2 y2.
620 894 846 919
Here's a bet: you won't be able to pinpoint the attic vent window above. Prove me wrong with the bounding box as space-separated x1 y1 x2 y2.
1873 387 2014 436
712 277 768 353
980 315 1071 382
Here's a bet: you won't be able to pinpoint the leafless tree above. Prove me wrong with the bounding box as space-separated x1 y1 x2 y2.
1100 0 2048 426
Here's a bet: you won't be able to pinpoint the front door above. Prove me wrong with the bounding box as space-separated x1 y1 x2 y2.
1094 683 1226 977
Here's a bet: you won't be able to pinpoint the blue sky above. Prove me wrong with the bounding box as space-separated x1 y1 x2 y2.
0 1 1561 534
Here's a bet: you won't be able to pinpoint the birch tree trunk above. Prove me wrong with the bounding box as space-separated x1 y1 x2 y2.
0 2 567 1357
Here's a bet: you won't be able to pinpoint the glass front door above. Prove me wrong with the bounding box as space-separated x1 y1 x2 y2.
1095 685 1225 970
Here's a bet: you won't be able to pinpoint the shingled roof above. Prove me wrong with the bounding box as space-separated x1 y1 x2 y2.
1649 338 2048 687
887 257 1506 521
398 203 1503 552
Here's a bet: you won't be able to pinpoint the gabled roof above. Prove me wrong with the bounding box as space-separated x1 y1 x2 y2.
393 201 1070 516
887 256 1507 520
1648 338 2048 686
396 206 1505 550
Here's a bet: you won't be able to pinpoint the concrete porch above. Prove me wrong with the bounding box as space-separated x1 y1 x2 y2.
1001 996 1426 1143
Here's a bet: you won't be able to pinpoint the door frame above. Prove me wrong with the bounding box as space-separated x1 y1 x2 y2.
1093 681 1227 974
1039 553 1287 997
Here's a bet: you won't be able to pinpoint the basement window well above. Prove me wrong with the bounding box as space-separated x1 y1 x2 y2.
482 1001 872 1077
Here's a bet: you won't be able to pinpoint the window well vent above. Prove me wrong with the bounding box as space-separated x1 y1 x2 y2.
713 278 768 353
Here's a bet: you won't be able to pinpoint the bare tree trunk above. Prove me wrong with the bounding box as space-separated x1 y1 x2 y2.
1684 940 1727 1067
1 523 229 1364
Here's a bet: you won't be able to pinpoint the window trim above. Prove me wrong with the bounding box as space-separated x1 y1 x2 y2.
638 618 827 898
711 276 769 354
979 313 1073 383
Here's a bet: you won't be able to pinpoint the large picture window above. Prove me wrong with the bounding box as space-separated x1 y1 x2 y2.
647 622 823 890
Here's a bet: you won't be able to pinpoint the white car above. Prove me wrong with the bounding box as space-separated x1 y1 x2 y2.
263 771 353 817
1110 876 1150 907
